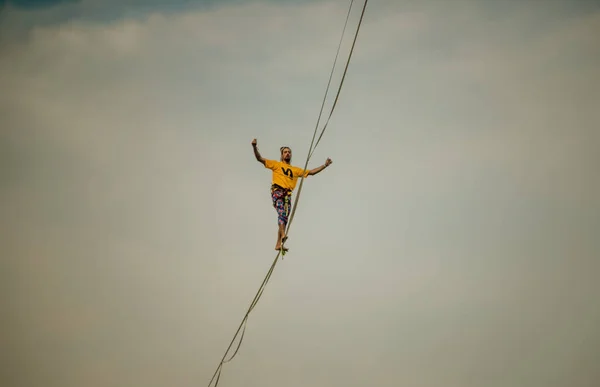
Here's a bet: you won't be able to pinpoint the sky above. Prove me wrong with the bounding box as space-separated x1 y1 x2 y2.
1 0 599 386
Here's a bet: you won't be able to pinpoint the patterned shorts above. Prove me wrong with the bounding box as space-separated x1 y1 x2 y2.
271 184 292 226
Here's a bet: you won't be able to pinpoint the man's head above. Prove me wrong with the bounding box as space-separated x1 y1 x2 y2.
280 146 292 163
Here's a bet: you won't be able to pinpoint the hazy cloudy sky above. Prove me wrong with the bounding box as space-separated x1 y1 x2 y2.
2 0 599 386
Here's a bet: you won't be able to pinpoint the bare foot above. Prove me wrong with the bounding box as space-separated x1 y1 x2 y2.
275 245 289 251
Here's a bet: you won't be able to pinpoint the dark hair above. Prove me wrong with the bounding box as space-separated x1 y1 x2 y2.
280 146 291 153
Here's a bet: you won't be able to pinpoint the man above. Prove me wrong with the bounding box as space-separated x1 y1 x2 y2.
251 138 332 252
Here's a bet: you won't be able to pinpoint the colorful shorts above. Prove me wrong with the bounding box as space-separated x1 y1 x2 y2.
271 184 292 225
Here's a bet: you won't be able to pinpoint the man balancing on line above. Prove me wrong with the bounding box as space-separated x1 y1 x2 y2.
252 138 332 252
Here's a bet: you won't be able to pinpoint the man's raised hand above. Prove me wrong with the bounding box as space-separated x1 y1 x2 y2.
252 139 265 164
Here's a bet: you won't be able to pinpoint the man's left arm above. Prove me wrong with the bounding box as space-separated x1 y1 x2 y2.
307 158 332 176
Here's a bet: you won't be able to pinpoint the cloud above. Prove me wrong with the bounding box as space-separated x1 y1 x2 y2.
2 1 599 387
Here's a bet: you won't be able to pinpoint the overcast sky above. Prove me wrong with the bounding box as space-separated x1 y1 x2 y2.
1 0 599 386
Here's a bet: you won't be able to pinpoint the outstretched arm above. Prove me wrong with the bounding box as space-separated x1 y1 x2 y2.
251 138 265 165
308 158 332 175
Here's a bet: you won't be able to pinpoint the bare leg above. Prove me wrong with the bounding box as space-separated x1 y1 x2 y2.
280 224 287 243
275 223 288 251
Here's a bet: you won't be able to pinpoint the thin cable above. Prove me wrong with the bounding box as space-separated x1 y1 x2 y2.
308 0 369 160
286 0 368 236
301 0 355 175
207 252 281 387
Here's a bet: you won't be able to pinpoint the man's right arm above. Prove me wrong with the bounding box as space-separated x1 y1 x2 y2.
251 139 265 165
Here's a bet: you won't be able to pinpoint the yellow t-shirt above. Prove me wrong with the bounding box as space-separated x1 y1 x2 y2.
264 159 309 191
